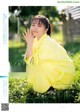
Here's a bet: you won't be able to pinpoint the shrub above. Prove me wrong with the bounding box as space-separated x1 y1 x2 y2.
26 88 78 103
9 78 79 103
75 93 80 103
9 78 31 103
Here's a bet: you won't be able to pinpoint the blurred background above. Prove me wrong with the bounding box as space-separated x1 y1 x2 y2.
9 6 80 103
9 6 80 73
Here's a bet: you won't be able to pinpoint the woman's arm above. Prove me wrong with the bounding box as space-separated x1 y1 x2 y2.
23 29 34 59
25 43 33 59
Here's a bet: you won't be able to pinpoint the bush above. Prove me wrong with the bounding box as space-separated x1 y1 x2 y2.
9 78 31 103
75 93 80 103
26 88 79 103
9 78 80 103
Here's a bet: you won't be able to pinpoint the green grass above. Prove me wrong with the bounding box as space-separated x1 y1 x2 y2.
9 40 25 48
9 72 27 79
9 40 26 72
51 31 63 45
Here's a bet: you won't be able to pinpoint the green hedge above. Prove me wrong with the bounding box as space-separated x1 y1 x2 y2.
9 78 80 103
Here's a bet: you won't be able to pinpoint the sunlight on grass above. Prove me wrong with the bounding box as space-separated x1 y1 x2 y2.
51 31 63 45
9 72 27 79
9 40 25 48
73 35 80 42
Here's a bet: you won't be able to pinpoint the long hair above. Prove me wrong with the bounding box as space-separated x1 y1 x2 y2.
31 15 51 36
47 23 51 36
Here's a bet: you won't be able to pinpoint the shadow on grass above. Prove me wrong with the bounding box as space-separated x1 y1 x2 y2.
9 46 26 72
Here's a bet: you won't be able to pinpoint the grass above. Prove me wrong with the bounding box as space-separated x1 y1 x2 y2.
9 40 25 48
9 39 26 72
51 31 63 45
9 72 27 79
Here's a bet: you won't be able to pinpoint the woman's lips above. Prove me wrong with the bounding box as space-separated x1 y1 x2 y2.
33 31 38 33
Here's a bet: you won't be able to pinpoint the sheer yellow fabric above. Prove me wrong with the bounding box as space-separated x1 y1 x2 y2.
24 33 76 93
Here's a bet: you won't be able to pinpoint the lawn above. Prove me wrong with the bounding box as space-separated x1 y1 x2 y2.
9 72 27 78
51 31 63 43
9 40 26 72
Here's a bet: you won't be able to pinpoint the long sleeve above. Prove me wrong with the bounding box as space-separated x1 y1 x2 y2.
24 47 39 65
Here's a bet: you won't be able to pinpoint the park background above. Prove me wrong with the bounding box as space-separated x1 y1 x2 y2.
9 6 80 103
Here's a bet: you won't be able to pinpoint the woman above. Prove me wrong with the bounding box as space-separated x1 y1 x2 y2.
23 15 76 93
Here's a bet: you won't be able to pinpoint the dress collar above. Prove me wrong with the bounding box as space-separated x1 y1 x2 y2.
33 33 48 53
35 33 47 44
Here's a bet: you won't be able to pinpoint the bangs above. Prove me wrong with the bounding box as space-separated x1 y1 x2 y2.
31 15 49 29
31 18 44 25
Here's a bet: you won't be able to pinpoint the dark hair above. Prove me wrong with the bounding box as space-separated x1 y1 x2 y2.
31 15 51 36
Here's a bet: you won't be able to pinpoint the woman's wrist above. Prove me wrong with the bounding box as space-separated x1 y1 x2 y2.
25 43 33 59
27 42 33 48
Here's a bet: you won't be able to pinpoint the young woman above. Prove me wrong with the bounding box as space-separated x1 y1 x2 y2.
23 15 76 93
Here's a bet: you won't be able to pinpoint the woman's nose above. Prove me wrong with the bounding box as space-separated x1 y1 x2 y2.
33 25 38 30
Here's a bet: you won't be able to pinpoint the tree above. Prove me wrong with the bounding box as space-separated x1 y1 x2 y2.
39 6 59 22
9 6 59 33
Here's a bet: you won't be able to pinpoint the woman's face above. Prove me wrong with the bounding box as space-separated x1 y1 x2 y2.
30 19 48 39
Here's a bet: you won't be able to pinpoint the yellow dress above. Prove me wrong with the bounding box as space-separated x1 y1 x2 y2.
24 33 76 93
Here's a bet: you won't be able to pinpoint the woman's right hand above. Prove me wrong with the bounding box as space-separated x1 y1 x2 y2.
23 29 34 58
23 28 34 45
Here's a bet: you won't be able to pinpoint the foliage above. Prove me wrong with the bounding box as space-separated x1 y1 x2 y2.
64 42 80 77
9 6 19 13
9 6 42 18
9 78 30 103
9 6 59 20
9 6 59 33
9 77 79 103
38 6 59 22
9 15 17 33
64 42 80 102
75 93 80 103
26 88 78 103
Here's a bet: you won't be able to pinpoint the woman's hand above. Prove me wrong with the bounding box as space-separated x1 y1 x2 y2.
23 29 34 59
23 28 34 45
